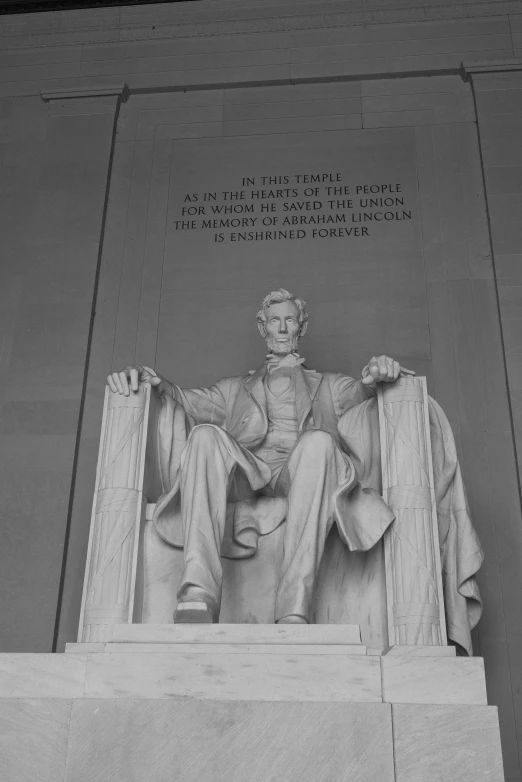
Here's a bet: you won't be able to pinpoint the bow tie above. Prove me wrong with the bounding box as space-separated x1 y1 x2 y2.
265 353 306 374
248 353 306 375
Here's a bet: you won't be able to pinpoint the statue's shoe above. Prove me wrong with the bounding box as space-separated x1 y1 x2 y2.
173 586 218 624
276 615 308 624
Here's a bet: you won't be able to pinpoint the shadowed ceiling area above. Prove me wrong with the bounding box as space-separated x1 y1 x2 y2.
0 0 197 14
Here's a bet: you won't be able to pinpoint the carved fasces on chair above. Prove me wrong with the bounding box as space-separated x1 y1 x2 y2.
78 384 156 642
378 376 447 646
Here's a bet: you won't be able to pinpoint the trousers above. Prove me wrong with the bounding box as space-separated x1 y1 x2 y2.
177 423 355 621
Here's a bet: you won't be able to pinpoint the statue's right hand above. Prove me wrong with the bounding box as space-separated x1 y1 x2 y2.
107 365 162 396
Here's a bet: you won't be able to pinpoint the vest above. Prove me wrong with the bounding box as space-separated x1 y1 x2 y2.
254 372 299 467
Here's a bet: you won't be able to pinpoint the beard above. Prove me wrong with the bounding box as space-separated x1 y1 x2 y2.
265 333 300 355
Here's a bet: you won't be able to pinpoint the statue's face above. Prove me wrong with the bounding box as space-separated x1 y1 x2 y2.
263 300 302 356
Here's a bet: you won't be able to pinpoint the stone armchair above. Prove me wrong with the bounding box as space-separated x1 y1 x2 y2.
77 377 454 652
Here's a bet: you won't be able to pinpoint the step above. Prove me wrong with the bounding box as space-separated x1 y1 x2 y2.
103 642 367 654
85 650 382 701
108 622 363 645
0 651 488 706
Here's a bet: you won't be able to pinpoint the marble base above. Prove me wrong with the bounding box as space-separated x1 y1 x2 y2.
0 630 505 781
0 699 71 782
69 701 394 782
1 639 486 706
393 704 504 781
382 654 488 704
83 650 381 701
0 697 504 782
2 699 396 782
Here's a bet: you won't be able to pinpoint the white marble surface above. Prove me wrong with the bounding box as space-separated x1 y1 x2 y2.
143 518 389 648
0 658 505 782
105 642 367 655
220 520 285 625
0 687 505 782
141 517 184 623
65 643 105 654
110 622 363 645
382 655 487 704
0 699 72 782
393 704 504 781
0 654 87 698
384 644 456 657
65 699 394 782
379 378 446 647
312 532 388 649
79 384 150 644
84 651 382 701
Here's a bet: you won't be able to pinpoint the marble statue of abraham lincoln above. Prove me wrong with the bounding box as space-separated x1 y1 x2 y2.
108 288 413 624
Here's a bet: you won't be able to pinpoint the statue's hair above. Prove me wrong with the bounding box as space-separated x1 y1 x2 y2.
256 288 308 337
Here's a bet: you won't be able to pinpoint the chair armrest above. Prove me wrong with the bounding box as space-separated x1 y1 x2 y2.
378 376 447 647
77 383 156 643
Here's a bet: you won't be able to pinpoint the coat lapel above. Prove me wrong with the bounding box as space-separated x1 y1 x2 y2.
243 367 268 431
295 366 323 430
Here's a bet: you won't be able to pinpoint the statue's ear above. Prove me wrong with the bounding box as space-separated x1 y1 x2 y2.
299 320 308 338
257 320 267 338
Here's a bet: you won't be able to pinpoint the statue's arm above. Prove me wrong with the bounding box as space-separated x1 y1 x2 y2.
106 364 227 426
333 356 415 415
164 381 227 426
333 374 376 417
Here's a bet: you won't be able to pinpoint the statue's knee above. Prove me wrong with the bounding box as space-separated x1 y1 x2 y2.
181 425 227 473
297 430 336 455
188 424 223 447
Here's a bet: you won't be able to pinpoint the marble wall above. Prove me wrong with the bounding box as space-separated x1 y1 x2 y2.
0 86 126 652
0 0 521 778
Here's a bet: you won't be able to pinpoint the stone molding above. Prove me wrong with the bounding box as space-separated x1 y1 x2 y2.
41 83 130 102
0 0 520 50
461 57 522 80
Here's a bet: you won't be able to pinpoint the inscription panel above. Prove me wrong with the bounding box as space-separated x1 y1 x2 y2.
158 129 426 387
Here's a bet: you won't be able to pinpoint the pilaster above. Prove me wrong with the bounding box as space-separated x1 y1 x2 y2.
0 83 129 654
462 60 522 492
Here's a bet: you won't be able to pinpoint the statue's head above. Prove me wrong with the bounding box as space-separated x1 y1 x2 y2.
256 288 308 356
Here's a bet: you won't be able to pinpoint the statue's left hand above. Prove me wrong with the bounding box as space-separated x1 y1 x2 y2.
361 355 415 388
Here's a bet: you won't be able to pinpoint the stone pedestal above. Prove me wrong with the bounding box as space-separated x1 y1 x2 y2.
0 625 504 781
